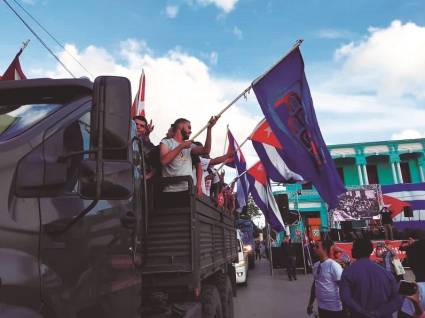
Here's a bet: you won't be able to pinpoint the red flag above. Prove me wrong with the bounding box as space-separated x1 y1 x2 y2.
131 70 146 118
382 194 410 218
1 49 27 81
250 119 283 149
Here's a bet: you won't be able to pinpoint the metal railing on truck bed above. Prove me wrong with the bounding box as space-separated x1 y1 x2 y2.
141 176 237 288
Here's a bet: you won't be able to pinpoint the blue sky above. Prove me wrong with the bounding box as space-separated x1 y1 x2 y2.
2 0 425 153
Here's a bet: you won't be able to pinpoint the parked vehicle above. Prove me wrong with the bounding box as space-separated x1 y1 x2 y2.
0 77 238 318
234 230 248 285
236 218 256 269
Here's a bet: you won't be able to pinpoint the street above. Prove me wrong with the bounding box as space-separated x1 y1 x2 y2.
235 259 313 318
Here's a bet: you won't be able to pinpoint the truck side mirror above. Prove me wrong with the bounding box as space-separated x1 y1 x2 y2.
91 76 131 159
78 76 134 200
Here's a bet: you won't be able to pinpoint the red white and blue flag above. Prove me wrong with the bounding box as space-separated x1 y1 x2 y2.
381 183 425 231
250 118 303 183
252 46 346 208
227 129 249 210
131 70 146 118
1 49 27 81
247 161 285 232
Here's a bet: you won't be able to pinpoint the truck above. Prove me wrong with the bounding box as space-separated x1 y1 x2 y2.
0 76 238 318
235 218 256 269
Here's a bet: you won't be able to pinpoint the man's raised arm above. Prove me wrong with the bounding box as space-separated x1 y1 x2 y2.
192 116 218 155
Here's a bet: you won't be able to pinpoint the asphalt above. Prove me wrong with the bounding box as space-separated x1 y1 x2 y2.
234 258 314 318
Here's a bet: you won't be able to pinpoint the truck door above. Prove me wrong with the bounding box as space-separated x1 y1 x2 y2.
38 106 141 318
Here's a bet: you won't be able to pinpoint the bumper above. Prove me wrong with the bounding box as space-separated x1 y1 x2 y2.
234 264 247 284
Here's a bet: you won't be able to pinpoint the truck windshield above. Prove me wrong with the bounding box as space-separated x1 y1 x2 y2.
0 103 61 140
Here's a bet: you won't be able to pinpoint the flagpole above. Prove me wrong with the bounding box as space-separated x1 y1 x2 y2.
190 39 303 141
217 136 250 171
222 124 229 155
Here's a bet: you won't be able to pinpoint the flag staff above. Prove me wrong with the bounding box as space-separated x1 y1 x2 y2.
190 39 303 141
222 124 229 155
20 39 30 53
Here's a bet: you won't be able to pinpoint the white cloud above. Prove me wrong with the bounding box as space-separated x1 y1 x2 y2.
334 20 425 100
164 5 179 18
392 129 425 140
31 39 259 171
309 20 425 144
233 26 243 39
194 0 238 13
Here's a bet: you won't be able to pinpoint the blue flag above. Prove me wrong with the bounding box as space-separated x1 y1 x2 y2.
252 47 346 208
227 129 249 210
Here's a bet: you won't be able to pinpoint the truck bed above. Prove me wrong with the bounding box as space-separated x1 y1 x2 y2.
141 177 237 289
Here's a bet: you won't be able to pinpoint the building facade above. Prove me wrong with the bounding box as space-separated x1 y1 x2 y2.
273 138 425 239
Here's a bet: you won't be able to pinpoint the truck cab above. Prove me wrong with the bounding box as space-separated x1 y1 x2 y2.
0 76 237 318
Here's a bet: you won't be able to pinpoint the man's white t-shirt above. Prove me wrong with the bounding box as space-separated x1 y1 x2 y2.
161 138 194 192
401 282 425 316
313 259 343 312
199 157 211 196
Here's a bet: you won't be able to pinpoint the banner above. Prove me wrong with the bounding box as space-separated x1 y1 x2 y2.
330 185 381 221
334 240 407 262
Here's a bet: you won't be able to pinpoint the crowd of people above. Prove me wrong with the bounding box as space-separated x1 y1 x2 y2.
304 237 425 318
133 115 237 215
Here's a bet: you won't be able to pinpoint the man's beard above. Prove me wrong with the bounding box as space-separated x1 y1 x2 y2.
181 129 190 140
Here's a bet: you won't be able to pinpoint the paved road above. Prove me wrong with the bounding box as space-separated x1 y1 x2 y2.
234 258 313 318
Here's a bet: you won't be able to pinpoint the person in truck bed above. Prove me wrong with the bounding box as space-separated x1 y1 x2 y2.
159 116 217 207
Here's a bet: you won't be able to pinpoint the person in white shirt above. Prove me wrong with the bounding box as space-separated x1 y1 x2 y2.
191 143 234 197
159 117 217 207
307 239 344 318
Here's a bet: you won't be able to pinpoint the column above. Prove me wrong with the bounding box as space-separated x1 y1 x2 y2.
357 165 364 185
389 146 401 184
355 148 366 186
396 162 404 184
391 162 398 184
418 155 425 183
362 164 369 185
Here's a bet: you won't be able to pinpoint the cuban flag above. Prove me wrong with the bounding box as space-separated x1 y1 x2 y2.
131 70 146 118
227 129 249 210
1 49 27 81
252 46 346 208
247 161 285 232
250 118 303 183
381 183 425 231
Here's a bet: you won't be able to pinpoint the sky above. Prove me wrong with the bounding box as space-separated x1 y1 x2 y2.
1 0 425 170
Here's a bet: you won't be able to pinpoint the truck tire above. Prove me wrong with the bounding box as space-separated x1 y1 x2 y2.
214 274 234 318
201 285 223 318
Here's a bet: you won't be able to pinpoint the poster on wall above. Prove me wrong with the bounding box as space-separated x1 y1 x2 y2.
330 185 383 222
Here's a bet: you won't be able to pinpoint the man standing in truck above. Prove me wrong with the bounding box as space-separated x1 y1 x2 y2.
159 116 217 207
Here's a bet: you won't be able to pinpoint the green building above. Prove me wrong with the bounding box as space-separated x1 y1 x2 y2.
273 138 425 238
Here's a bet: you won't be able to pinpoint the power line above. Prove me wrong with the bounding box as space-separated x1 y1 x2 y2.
2 0 76 78
11 0 94 77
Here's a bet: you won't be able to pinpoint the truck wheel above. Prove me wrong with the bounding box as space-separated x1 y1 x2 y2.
201 285 223 318
215 274 234 318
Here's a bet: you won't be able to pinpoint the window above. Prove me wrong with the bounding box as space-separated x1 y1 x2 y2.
366 164 379 184
0 103 61 140
337 167 345 184
400 162 412 183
